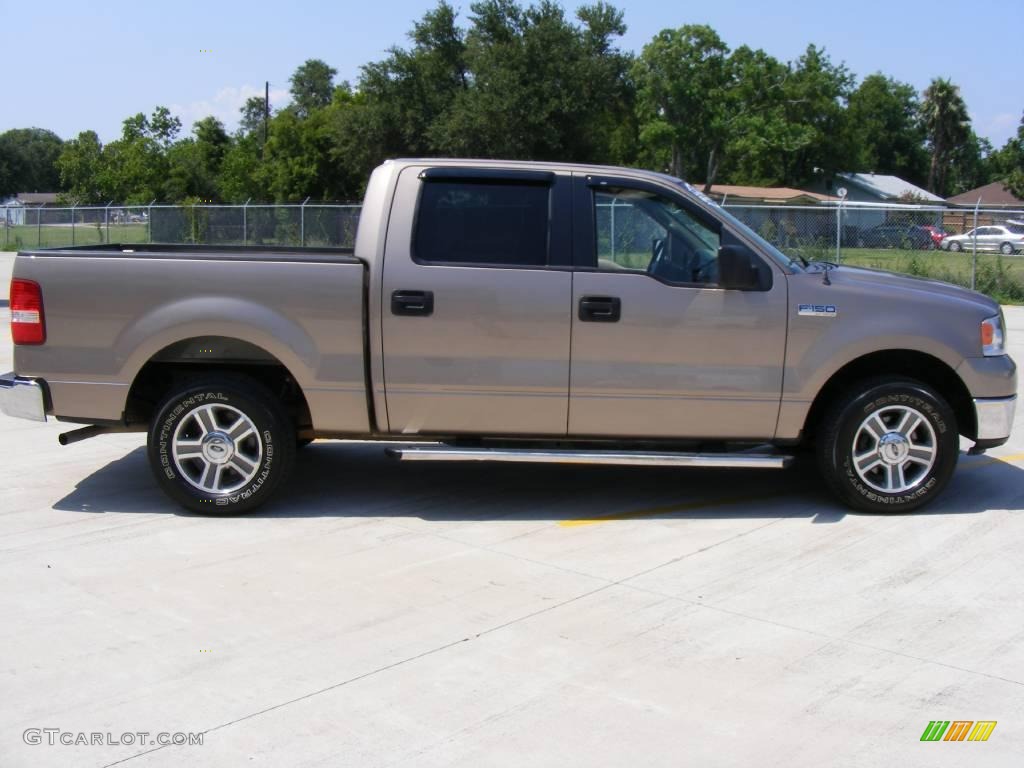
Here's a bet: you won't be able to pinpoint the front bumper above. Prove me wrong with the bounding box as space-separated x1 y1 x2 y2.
0 372 48 422
974 395 1016 443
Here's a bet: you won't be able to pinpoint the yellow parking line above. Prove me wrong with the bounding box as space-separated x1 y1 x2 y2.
559 491 790 528
962 452 1024 471
559 453 1024 528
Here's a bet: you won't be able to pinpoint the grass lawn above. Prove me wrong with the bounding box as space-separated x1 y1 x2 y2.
2 223 149 250
834 247 1024 303
837 247 1019 275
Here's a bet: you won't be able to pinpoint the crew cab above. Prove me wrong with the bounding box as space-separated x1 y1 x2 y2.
1 159 1017 513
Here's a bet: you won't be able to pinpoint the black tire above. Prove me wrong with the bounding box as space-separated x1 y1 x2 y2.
1000 242 1015 255
816 378 958 513
949 241 962 252
147 374 296 514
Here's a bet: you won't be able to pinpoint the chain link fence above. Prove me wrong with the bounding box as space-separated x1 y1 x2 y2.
2 203 361 251
722 202 1024 301
4 199 1022 300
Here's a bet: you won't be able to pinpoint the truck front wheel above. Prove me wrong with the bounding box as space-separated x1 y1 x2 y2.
816 379 958 512
147 375 296 514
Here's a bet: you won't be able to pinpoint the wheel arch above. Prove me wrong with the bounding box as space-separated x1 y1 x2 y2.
801 349 976 443
125 335 311 430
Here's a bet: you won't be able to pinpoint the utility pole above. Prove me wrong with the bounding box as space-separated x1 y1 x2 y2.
263 81 270 161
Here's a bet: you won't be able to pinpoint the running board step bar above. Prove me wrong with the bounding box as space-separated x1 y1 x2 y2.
387 446 792 469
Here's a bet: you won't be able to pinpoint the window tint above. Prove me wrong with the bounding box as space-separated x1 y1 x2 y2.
414 181 549 267
595 189 721 285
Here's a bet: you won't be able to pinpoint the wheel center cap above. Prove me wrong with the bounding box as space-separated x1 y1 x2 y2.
201 432 235 465
878 432 909 464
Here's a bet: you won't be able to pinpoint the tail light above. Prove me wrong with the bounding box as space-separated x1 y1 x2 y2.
10 279 46 345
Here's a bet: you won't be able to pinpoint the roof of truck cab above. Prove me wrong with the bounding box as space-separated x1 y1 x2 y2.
388 157 682 182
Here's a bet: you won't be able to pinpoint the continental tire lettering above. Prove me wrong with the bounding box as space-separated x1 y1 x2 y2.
159 406 183 480
844 459 936 503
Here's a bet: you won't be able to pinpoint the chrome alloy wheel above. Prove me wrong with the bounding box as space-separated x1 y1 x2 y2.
171 403 263 494
851 405 937 494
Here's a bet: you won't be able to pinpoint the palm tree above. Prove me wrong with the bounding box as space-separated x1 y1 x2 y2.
920 78 970 196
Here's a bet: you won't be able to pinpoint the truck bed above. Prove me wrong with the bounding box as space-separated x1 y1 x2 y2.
12 243 372 434
21 242 358 262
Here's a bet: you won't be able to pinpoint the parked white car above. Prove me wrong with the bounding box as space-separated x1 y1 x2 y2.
942 224 1024 254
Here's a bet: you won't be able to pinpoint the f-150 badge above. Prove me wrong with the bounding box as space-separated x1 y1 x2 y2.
798 304 837 317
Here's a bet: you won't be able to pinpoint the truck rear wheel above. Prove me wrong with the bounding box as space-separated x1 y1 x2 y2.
816 378 958 512
147 375 295 514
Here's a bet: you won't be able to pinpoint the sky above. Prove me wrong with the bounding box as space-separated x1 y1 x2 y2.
1 0 1020 149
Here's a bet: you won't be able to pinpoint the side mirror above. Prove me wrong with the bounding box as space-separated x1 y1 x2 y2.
718 244 762 290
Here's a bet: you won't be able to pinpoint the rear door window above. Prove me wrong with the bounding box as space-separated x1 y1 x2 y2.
414 181 549 267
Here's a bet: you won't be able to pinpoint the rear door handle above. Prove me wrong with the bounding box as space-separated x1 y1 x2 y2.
391 290 434 317
578 296 621 322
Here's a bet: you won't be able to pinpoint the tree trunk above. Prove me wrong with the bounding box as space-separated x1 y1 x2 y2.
671 142 683 179
928 138 944 195
703 147 719 194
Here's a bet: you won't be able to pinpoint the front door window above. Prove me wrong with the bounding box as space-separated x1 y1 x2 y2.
595 189 721 285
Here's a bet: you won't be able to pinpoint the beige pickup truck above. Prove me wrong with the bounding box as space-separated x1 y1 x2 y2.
1 159 1017 514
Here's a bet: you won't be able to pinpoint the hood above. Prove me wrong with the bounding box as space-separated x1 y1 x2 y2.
812 264 999 317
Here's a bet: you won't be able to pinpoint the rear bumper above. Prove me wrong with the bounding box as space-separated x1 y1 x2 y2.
974 395 1016 443
0 372 48 422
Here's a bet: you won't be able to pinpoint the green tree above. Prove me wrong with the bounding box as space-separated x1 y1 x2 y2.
633 35 852 189
150 106 182 147
289 59 338 118
164 117 231 201
845 73 927 184
94 106 182 203
55 130 105 203
0 128 64 197
633 25 730 181
989 113 1024 198
239 95 271 137
218 135 267 202
222 97 274 201
777 45 854 186
353 1 468 160
715 45 796 186
433 0 632 162
946 130 992 196
921 77 971 196
261 109 325 200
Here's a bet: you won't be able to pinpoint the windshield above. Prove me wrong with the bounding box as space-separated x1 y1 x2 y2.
672 179 806 272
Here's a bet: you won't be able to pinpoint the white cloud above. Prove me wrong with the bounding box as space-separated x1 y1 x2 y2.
170 85 292 134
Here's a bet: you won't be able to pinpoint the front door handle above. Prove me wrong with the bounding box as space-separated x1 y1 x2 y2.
391 290 434 317
578 296 621 322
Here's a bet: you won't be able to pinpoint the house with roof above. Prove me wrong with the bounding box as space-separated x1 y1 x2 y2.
947 181 1024 210
704 184 837 248
802 173 945 231
1 192 59 226
808 173 943 205
707 184 836 206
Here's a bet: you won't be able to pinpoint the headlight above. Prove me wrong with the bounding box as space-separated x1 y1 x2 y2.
981 313 1006 356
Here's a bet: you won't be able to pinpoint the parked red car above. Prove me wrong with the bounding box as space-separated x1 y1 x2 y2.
921 225 948 248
